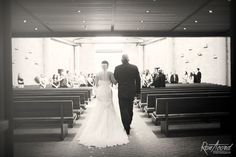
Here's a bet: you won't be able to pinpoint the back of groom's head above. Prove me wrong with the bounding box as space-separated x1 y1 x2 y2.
121 54 129 64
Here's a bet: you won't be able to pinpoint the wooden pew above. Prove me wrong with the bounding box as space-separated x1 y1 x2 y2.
138 87 230 109
13 100 74 140
144 91 231 116
151 96 231 136
13 87 93 102
14 95 81 120
13 90 87 109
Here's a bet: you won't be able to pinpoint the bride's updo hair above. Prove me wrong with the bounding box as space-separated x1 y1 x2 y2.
101 60 109 67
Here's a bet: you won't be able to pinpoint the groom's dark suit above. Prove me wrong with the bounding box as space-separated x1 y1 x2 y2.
114 63 141 134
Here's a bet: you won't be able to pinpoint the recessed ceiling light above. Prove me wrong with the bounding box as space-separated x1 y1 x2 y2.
82 20 86 23
34 27 38 31
145 10 150 13
194 20 198 23
23 19 27 23
208 10 213 13
77 10 81 13
140 20 144 23
183 27 187 30
137 28 140 30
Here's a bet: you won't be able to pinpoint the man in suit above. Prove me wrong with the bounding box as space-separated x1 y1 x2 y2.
114 54 141 135
196 68 202 83
157 69 166 87
170 72 179 84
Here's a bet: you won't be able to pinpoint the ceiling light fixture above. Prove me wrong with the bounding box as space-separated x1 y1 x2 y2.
34 27 38 31
77 10 81 13
137 28 140 30
140 20 144 23
183 27 187 30
145 10 150 13
83 20 86 23
23 19 27 23
208 10 213 13
194 20 198 23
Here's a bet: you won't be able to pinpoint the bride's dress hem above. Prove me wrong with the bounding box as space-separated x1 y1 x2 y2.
78 139 129 148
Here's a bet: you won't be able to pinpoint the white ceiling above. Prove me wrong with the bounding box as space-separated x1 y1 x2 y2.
11 0 231 37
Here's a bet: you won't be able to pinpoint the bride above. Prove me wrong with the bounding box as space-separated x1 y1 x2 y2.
77 60 129 148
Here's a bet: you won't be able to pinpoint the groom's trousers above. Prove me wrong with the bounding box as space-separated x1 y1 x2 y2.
118 97 134 130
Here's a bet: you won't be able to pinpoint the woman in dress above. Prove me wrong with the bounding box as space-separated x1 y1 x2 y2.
77 60 129 148
17 73 24 88
51 74 60 88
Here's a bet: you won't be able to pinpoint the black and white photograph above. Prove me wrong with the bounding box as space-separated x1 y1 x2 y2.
0 0 234 157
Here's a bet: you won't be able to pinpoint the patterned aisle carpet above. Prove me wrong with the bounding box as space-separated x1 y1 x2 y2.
14 100 232 157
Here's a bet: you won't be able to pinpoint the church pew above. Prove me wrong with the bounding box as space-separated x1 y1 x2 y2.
13 91 87 107
13 87 93 101
13 100 75 140
151 96 231 136
141 83 228 90
138 87 230 109
20 85 93 99
144 91 231 116
14 95 82 119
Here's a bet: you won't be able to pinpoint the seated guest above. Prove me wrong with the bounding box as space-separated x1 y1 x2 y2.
141 70 145 85
182 71 189 84
73 73 80 87
51 74 60 88
17 73 24 88
170 72 179 84
58 70 69 88
142 69 153 88
66 70 74 88
39 74 47 88
34 74 47 88
78 72 87 87
87 74 94 87
195 68 202 83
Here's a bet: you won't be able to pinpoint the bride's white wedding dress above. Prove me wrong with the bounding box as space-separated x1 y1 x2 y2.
77 71 129 148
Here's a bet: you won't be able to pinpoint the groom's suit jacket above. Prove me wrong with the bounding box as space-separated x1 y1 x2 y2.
114 63 141 98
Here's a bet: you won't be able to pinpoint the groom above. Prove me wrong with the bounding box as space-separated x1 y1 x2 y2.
114 54 141 135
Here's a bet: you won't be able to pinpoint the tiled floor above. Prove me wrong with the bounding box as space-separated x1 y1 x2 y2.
14 100 232 157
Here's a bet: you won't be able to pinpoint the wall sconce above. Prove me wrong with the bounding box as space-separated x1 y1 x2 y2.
197 52 203 56
203 44 208 48
213 55 218 59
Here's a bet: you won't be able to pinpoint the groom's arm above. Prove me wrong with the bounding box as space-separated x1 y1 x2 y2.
135 67 141 95
114 67 118 81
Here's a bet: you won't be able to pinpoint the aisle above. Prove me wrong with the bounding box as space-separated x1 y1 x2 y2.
14 100 231 157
